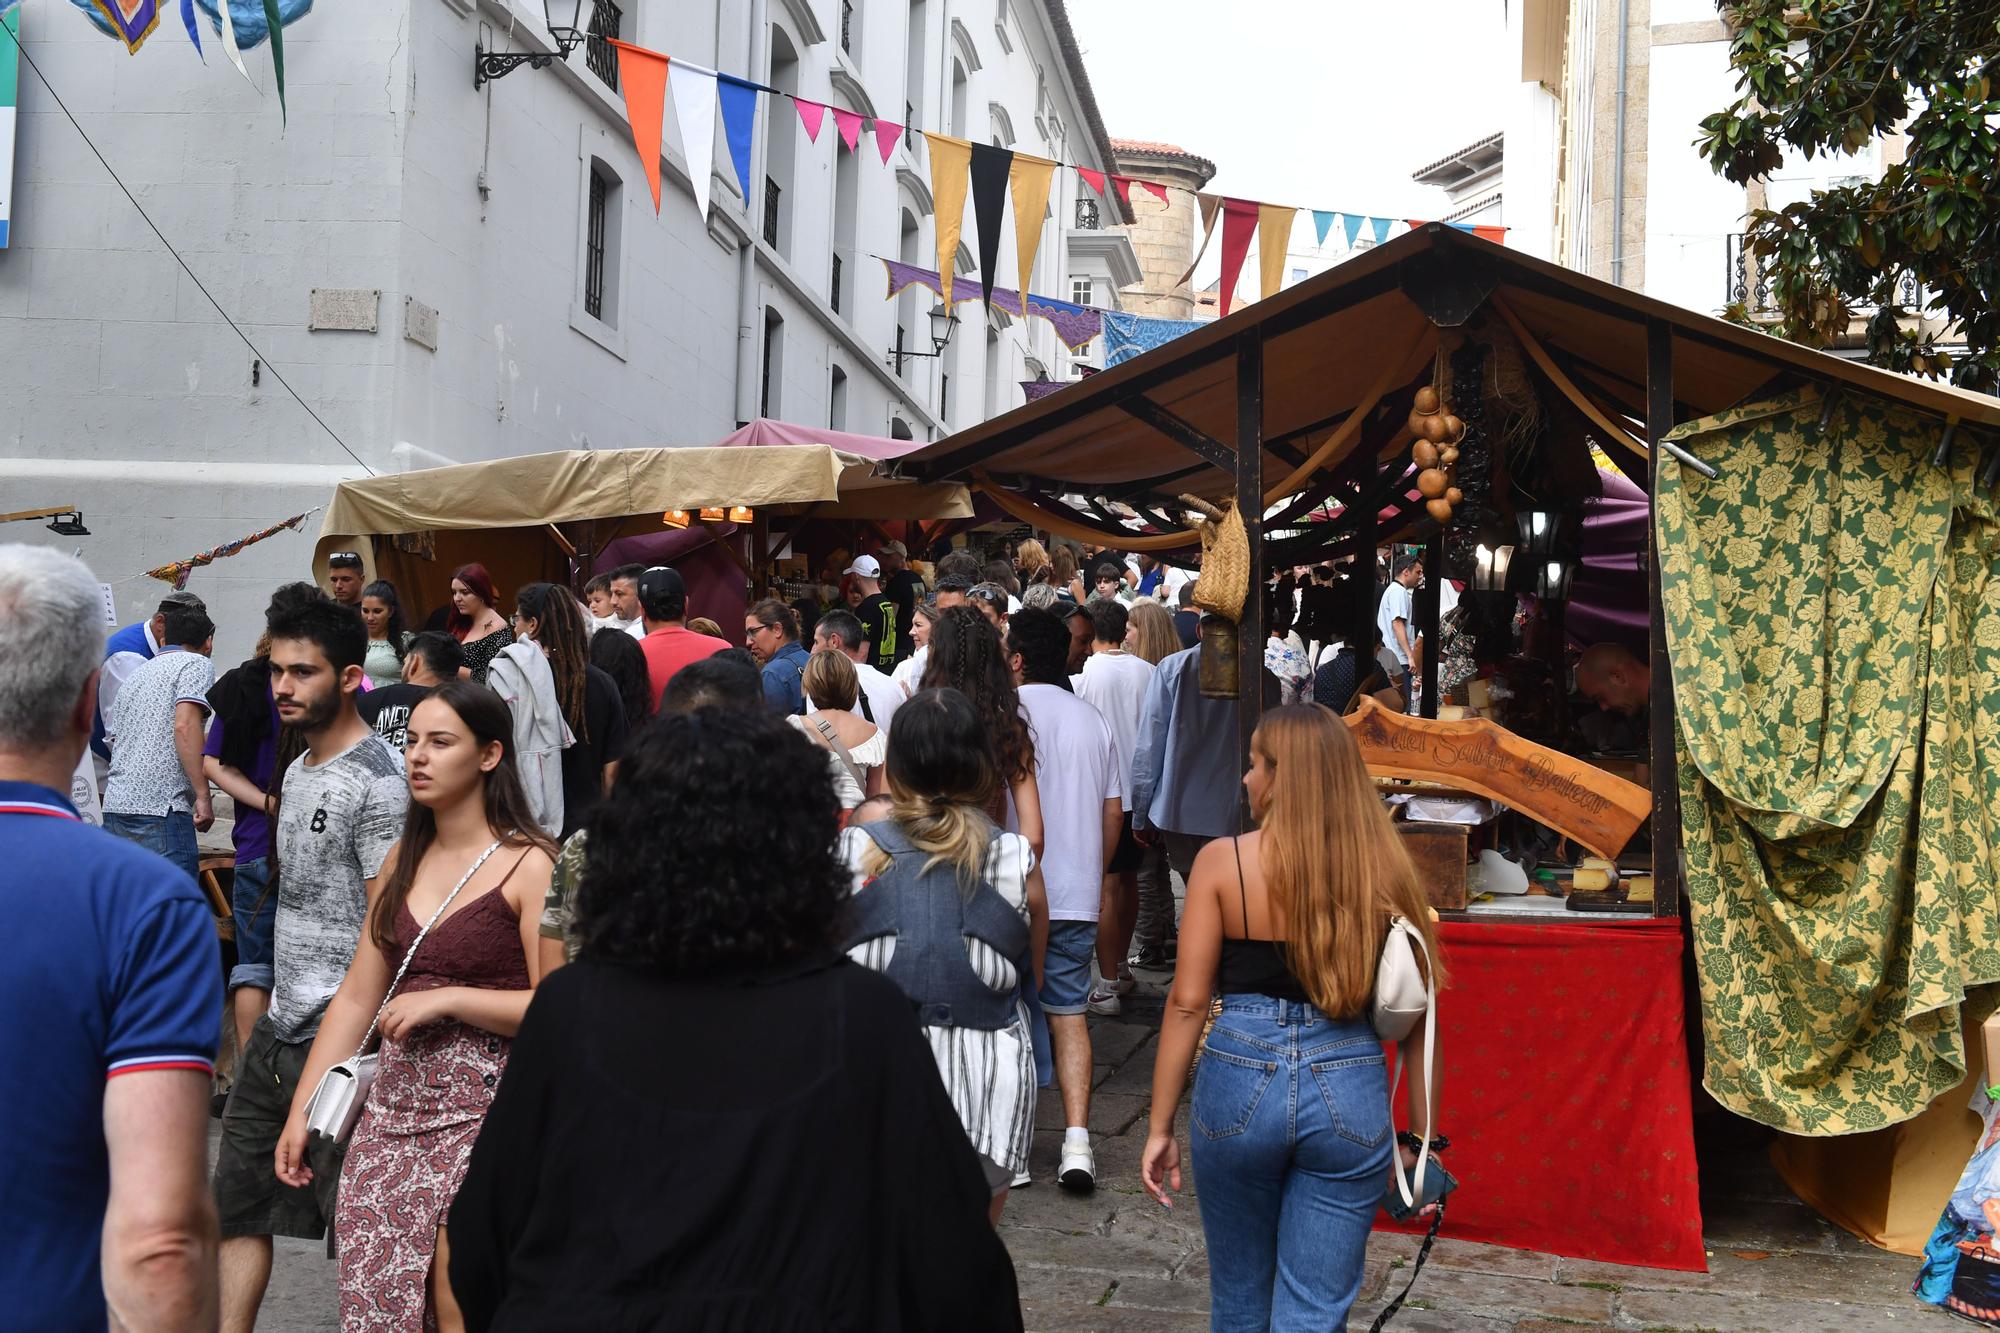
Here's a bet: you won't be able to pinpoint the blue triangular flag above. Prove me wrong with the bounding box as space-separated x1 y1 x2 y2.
716 74 760 203
1448 221 1476 233
1370 216 1391 245
1341 212 1364 248
1312 210 1334 247
181 0 204 58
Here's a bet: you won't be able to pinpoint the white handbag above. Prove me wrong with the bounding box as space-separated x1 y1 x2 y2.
1375 915 1439 1207
301 839 502 1145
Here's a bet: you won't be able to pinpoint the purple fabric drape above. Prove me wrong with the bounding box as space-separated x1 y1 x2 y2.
593 523 748 633
1567 464 1650 653
882 258 1104 350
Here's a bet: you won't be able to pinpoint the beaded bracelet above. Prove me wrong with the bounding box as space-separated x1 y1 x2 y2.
1397 1131 1451 1154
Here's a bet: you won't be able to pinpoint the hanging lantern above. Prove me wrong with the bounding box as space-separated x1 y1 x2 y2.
1531 558 1575 601
1471 541 1515 593
727 505 755 524
698 506 727 523
662 509 691 529
1516 508 1563 558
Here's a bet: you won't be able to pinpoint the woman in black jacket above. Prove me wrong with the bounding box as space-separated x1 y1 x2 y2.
448 709 1020 1332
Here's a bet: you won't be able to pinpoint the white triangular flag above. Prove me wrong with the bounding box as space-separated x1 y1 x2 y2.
215 0 256 89
666 59 718 221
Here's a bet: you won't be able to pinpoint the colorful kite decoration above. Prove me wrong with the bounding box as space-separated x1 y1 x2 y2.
144 509 315 590
67 0 307 118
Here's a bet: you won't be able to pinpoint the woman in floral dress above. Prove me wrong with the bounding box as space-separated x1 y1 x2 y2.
278 680 555 1331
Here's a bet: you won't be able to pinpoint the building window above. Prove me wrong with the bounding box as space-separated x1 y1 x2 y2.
832 134 859 318
1290 267 1308 284
939 372 950 423
760 308 784 420
830 366 848 429
830 254 843 313
765 26 799 254
582 163 621 328
840 0 854 53
763 177 782 248
584 0 622 90
905 0 927 129
1074 197 1100 230
1070 276 1092 307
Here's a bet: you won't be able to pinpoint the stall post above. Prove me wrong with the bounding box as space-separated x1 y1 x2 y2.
1645 318 1683 915
1417 537 1443 718
750 513 770 598
1236 330 1266 776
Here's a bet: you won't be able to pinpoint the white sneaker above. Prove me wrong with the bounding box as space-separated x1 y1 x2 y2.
1105 969 1136 997
1058 1137 1097 1193
1085 986 1123 1016
1011 1167 1032 1188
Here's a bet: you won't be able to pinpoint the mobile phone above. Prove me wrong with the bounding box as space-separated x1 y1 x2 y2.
1381 1159 1457 1222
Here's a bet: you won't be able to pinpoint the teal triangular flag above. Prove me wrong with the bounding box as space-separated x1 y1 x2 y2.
1370 216 1391 245
1341 213 1363 248
1312 210 1334 246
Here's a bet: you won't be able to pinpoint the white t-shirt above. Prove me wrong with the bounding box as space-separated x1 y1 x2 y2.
1378 581 1416 668
807 660 903 735
1014 683 1120 921
103 649 215 817
1074 650 1155 813
893 645 928 699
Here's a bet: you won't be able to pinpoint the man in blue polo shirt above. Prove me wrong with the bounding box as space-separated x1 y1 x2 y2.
0 544 221 1330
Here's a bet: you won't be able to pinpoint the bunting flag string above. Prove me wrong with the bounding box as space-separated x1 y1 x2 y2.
1008 154 1057 310
1216 198 1258 318
873 118 903 164
925 133 972 307
611 40 668 212
968 142 1012 307
716 74 759 201
1176 192 1222 288
1257 204 1297 303
832 106 863 153
1312 209 1333 246
795 97 826 142
144 509 316 590
881 258 1102 350
178 0 200 59
666 58 719 220
1076 166 1106 200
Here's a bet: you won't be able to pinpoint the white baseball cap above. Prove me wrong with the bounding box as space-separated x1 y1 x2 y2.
844 555 882 578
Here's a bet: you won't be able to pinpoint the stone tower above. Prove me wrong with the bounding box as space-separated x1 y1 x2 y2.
1108 139 1219 321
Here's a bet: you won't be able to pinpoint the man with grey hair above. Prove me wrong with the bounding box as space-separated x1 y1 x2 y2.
0 544 221 1329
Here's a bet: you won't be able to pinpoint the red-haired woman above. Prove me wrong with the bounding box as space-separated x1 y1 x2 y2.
446 564 513 686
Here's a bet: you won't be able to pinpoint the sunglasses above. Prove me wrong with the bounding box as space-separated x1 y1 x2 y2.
328 552 362 566
969 584 1007 607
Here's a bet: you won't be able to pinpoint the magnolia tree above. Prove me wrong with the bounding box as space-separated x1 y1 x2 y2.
1697 1 2000 390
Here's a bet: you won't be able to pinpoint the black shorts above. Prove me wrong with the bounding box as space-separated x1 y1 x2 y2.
211 1015 347 1242
1108 812 1145 874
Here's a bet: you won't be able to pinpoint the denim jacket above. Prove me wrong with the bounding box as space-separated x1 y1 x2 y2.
1129 645 1278 839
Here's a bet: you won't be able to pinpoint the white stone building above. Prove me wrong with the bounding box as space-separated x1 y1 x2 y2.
0 0 1134 659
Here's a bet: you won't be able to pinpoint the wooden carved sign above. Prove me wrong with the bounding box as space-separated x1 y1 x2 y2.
1343 696 1650 858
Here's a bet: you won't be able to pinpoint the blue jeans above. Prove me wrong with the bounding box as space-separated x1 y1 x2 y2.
1191 996 1391 1331
229 857 276 994
102 811 199 885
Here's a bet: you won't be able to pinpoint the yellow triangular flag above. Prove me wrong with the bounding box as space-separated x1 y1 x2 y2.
925 133 973 307
1258 204 1299 302
1008 154 1057 309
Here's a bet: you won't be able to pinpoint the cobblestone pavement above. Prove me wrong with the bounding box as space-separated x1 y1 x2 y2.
231 975 1954 1332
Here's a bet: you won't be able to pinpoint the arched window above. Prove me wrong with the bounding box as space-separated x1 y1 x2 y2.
829 365 849 430
832 132 859 317
765 26 801 256
896 208 921 381
904 0 927 130
949 59 968 140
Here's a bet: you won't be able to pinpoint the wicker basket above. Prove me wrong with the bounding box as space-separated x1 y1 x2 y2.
1182 494 1248 621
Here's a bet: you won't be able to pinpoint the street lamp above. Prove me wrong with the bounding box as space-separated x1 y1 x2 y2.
890 304 960 371
1516 507 1563 559
1470 540 1513 593
475 0 588 89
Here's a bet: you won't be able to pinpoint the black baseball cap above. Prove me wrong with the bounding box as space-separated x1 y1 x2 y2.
638 565 686 600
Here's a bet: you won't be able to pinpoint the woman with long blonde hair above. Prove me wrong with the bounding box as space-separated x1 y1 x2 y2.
1141 704 1443 1328
1124 599 1181 666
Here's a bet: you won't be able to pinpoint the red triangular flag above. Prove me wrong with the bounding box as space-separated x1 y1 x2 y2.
1140 180 1169 203
1473 224 1507 246
873 119 904 164
1110 175 1137 208
832 108 864 153
1216 197 1258 317
609 40 669 213
1077 166 1106 198
795 98 827 143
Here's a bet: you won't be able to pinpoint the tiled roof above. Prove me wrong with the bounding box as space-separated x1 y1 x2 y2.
1108 138 1218 185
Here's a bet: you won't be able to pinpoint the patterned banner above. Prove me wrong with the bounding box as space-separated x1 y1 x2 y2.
881 258 1102 351
144 509 315 589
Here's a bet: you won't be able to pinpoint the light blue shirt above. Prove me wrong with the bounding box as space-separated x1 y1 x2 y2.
1129 645 1277 839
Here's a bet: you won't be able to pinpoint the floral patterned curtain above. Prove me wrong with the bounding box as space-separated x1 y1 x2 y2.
1657 387 2000 1134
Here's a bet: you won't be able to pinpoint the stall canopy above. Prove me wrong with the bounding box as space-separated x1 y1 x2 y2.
905 223 2000 1148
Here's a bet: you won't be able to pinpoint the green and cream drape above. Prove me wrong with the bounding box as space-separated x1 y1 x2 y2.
1658 387 2000 1134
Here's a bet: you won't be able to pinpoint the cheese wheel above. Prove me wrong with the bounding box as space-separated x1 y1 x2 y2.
1571 868 1614 891
1626 876 1655 902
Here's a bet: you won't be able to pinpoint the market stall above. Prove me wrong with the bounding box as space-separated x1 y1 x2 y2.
896 223 2000 1270
311 440 972 626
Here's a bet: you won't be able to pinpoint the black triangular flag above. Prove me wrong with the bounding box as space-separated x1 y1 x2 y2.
968 142 1014 307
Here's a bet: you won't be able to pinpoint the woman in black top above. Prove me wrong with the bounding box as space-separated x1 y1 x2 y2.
448 710 1020 1332
1141 705 1444 1329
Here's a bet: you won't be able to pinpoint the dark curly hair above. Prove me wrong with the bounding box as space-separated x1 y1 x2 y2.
572 709 847 973
919 605 1033 784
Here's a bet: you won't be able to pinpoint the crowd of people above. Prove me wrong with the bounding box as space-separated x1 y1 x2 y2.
0 532 1445 1332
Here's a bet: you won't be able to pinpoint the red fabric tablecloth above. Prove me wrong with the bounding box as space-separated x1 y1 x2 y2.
1375 916 1706 1272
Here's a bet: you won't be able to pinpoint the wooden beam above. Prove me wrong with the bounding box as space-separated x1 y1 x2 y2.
973 473 1201 551
1264 326 1434 503
1646 318 1684 918
1237 330 1266 783
1416 537 1443 719
1117 396 1237 473
1491 294 1649 459
0 504 77 524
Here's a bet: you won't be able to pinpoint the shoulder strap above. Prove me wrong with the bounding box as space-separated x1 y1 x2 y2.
1385 918 1439 1208
1231 835 1251 937
811 716 866 792
351 839 503 1059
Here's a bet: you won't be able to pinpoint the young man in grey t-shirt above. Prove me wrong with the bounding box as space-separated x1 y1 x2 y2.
211 596 405 1330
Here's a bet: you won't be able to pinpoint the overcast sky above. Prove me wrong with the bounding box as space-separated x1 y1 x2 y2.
1065 0 1512 232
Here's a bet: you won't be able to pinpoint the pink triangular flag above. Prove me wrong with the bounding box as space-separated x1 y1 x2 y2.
1140 179 1169 203
795 98 827 143
873 119 904 164
1111 175 1137 208
832 108 864 153
1077 167 1106 198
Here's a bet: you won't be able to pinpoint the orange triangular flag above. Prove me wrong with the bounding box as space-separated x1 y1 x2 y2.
925 133 972 306
1258 204 1299 301
1009 154 1057 310
610 40 669 212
